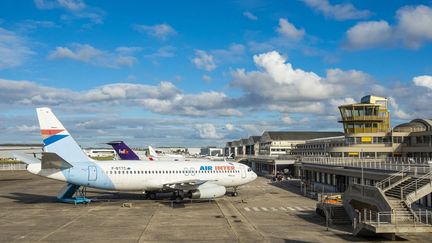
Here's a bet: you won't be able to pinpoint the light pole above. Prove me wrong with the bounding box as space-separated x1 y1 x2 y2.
361 148 364 185
428 161 432 179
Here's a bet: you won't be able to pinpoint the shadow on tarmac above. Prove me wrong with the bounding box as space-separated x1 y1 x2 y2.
0 192 57 204
0 178 32 182
267 180 306 197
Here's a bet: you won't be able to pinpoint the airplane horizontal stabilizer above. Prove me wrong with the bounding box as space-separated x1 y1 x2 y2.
41 152 73 170
13 153 41 164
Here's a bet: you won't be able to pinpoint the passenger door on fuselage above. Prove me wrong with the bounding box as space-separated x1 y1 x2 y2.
240 166 246 178
88 166 97 181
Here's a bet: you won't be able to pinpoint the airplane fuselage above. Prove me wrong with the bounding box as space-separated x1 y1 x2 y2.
27 160 257 191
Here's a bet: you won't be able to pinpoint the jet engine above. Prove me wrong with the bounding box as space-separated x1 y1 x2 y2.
188 184 226 199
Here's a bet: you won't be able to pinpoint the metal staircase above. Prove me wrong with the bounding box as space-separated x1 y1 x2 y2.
353 208 432 240
345 168 432 239
57 183 91 204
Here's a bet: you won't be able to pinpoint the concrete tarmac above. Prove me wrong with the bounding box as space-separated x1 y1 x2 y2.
0 171 430 242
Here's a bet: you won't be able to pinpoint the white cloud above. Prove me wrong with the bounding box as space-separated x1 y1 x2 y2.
202 75 212 82
281 115 295 125
345 5 432 50
396 5 432 49
413 75 432 90
269 102 326 114
276 18 305 41
240 123 276 136
230 51 379 119
48 43 140 68
243 11 257 20
225 123 235 131
144 46 176 59
134 23 176 40
0 79 73 106
14 20 59 33
388 97 410 119
115 46 143 54
195 123 223 139
35 0 103 25
345 21 392 49
57 0 86 11
302 0 371 20
0 78 241 117
35 0 86 11
0 28 34 69
329 97 356 108
34 0 56 9
281 115 310 125
191 50 216 71
325 68 372 85
210 43 246 64
232 51 335 101
16 125 39 132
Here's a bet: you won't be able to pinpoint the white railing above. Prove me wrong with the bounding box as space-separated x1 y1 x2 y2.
401 171 432 200
376 167 411 191
235 154 297 160
0 163 27 170
301 157 432 174
302 156 432 164
354 208 432 228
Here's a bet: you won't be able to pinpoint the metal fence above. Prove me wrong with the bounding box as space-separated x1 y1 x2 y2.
0 163 27 171
235 154 297 160
301 156 432 164
301 157 432 174
354 208 432 227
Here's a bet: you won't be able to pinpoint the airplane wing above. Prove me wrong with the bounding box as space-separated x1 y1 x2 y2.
162 179 217 190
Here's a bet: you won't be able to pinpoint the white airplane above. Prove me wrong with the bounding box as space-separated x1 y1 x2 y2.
15 108 257 203
148 146 184 160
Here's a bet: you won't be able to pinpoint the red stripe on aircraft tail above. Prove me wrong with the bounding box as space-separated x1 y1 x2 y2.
41 129 64 135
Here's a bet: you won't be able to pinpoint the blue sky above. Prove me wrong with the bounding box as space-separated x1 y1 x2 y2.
1 0 432 147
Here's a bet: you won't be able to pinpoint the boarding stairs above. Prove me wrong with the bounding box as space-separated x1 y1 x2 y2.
57 183 91 204
347 168 432 239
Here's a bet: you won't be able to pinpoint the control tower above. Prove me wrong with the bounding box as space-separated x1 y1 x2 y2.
338 95 390 134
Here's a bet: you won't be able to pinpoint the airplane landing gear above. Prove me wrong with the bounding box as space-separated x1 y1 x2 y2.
57 183 90 204
145 191 156 200
173 191 184 203
231 187 238 197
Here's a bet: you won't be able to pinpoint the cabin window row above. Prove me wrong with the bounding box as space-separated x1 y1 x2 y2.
106 170 240 175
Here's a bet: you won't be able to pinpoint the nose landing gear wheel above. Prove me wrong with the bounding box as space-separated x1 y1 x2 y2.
231 187 239 197
148 192 157 200
174 196 183 203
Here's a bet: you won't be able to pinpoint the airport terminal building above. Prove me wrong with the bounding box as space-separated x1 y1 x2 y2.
293 95 432 159
226 95 432 210
225 131 342 175
292 95 432 209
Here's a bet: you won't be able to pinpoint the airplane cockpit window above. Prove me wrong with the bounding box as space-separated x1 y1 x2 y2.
247 168 252 172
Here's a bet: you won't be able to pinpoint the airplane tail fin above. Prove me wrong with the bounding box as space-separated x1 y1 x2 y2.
148 146 157 157
106 141 140 160
36 107 91 162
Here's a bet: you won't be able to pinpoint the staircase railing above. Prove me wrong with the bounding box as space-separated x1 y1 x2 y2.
400 171 432 200
376 167 411 191
354 208 432 228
